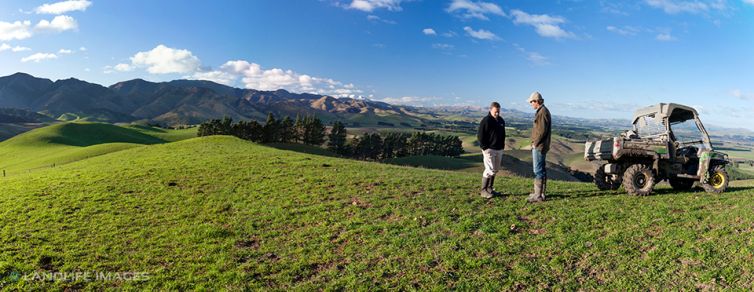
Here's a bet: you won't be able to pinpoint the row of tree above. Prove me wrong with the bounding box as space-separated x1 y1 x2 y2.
198 114 325 145
198 114 464 161
331 130 464 160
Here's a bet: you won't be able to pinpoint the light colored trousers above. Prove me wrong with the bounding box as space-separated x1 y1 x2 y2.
482 148 503 178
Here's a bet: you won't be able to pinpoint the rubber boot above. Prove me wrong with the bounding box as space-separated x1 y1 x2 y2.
527 179 544 203
489 176 502 196
480 177 493 199
541 177 548 200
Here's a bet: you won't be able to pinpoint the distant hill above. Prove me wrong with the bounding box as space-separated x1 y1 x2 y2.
0 108 54 123
0 72 428 127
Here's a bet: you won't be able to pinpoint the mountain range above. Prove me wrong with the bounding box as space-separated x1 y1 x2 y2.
1 72 752 142
0 72 429 127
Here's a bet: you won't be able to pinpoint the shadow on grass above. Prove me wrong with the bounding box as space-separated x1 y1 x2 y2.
265 143 341 158
544 190 620 200
719 186 754 193
385 155 479 170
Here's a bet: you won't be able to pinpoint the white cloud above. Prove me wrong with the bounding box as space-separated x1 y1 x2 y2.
554 101 643 113
0 20 33 41
432 43 454 50
366 14 396 24
656 32 677 41
0 43 31 52
600 2 634 15
645 0 727 14
513 44 549 65
377 96 440 106
58 48 73 54
606 25 640 36
732 89 754 101
35 15 78 32
745 0 754 5
35 0 92 14
526 52 548 65
79 46 86 51
510 9 575 39
447 0 505 20
129 45 201 74
422 28 437 35
345 0 403 12
111 45 362 97
191 60 363 97
442 31 457 37
463 26 499 40
191 70 237 85
12 46 31 52
114 63 133 72
21 52 57 63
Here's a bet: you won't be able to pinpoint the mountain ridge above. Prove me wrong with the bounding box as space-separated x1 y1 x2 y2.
0 73 426 127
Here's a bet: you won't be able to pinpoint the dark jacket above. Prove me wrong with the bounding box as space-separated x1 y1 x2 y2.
477 113 506 151
531 105 552 154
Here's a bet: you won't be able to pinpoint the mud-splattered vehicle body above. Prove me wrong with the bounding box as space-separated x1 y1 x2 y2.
584 103 729 195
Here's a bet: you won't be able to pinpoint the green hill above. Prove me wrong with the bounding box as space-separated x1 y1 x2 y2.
0 122 166 174
123 124 198 142
1 135 753 290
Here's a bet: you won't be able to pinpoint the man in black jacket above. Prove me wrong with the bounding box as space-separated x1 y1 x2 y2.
477 102 506 199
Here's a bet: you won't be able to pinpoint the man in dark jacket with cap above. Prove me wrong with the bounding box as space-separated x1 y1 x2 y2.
526 91 551 203
477 101 506 199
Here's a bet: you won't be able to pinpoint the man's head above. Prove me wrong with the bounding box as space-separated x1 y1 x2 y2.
527 91 544 110
489 102 501 118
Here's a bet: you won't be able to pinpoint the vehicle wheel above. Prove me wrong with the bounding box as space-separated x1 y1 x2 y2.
594 164 621 191
622 164 655 196
702 165 728 193
669 177 695 191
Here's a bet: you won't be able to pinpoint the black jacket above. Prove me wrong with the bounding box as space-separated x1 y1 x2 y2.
477 113 506 150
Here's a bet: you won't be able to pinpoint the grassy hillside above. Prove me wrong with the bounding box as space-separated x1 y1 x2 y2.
124 124 198 142
1 135 753 290
0 122 195 175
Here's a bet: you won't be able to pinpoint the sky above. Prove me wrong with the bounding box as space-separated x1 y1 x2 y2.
1 0 753 129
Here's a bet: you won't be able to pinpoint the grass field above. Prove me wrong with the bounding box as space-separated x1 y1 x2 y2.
738 164 754 176
724 150 754 160
386 155 480 171
1 127 753 289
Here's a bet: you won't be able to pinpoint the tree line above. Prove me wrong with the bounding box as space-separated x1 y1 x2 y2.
197 113 325 145
198 113 464 160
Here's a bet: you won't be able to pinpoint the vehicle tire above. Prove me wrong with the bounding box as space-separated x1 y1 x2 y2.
622 164 655 196
702 165 729 194
669 177 695 191
594 164 621 191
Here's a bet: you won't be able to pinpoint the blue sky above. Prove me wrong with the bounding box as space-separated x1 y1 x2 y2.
1 0 753 128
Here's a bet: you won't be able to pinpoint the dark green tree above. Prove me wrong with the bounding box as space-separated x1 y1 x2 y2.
279 116 296 143
327 121 348 154
353 132 383 160
302 116 326 146
293 114 303 143
263 113 280 143
382 132 410 159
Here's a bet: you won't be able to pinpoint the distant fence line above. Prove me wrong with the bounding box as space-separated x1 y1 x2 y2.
0 156 101 178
